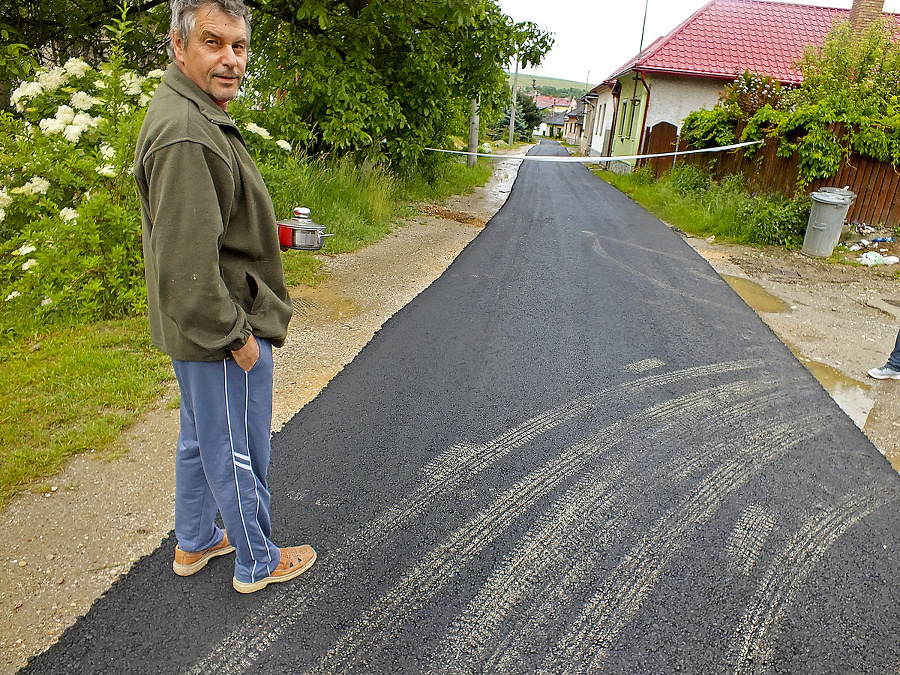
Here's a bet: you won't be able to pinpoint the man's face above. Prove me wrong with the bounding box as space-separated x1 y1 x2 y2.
172 3 247 110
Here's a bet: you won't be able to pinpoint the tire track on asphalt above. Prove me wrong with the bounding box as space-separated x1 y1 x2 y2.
726 504 778 577
624 358 667 374
537 414 823 675
299 380 773 674
466 397 794 674
186 361 762 674
431 384 787 674
728 488 900 672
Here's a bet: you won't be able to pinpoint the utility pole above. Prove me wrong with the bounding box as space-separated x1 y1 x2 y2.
467 98 480 169
640 0 650 54
508 57 519 147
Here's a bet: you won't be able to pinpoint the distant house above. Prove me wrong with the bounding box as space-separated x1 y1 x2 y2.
538 111 566 138
531 94 572 113
564 101 586 146
527 93 573 137
581 83 615 156
583 0 895 167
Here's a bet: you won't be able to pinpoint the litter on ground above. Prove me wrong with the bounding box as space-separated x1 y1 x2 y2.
858 251 900 266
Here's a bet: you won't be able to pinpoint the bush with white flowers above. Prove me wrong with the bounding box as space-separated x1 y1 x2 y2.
0 56 164 323
0 24 297 331
229 105 296 165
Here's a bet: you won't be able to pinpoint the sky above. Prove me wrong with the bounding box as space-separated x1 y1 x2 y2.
496 0 900 85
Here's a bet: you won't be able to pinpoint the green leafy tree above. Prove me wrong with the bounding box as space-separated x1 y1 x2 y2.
487 91 541 142
0 1 170 94
518 90 543 131
489 103 527 142
3 0 552 169
764 18 900 176
241 1 551 169
791 19 900 119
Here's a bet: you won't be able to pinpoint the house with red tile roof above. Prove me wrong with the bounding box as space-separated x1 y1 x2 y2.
531 94 572 112
584 0 895 166
529 94 575 138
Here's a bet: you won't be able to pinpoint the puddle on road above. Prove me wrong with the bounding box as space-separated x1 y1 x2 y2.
721 275 874 428
790 352 874 429
722 275 790 314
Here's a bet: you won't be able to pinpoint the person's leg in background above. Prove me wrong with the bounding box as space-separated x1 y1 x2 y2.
869 328 900 379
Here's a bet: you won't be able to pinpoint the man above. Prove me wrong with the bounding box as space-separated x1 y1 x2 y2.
134 0 315 593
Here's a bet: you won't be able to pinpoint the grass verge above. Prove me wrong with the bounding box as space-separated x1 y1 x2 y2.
595 165 811 249
0 318 172 507
266 155 493 287
0 154 494 504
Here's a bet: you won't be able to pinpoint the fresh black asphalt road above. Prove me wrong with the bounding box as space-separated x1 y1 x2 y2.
22 141 900 674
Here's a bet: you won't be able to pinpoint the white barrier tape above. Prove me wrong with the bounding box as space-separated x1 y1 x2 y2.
424 139 763 163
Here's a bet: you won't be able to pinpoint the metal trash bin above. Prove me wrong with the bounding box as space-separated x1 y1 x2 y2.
801 191 853 258
817 186 857 204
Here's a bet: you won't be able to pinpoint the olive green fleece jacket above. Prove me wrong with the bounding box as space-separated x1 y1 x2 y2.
134 64 292 362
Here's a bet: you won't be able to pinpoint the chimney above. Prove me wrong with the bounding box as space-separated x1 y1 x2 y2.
849 0 885 32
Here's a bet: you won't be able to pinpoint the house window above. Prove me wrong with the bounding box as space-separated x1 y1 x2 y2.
629 99 640 139
618 101 628 137
623 98 641 140
594 104 606 140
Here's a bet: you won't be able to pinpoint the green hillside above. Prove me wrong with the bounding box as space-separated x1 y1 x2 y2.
506 73 594 97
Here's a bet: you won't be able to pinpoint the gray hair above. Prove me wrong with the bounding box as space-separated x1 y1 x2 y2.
167 0 252 60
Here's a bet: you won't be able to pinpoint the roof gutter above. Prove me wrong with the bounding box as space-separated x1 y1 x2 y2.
637 66 801 87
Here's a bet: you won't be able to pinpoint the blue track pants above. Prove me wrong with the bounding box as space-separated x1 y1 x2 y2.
171 338 282 583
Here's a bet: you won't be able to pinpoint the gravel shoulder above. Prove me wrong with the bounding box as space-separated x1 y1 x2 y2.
2 156 900 672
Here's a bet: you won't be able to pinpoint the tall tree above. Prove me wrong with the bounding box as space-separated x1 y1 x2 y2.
517 90 543 131
242 0 552 167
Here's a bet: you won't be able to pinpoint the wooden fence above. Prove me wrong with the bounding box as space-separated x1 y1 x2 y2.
636 121 900 228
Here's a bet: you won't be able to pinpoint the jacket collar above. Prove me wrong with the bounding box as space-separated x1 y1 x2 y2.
162 62 237 128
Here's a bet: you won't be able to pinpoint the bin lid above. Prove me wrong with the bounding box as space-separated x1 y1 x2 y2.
817 186 856 197
810 192 851 205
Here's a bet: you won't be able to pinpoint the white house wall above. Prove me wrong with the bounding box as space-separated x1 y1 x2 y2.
588 88 616 156
644 73 723 130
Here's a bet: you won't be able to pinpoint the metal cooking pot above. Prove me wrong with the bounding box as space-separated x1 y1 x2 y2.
277 207 334 251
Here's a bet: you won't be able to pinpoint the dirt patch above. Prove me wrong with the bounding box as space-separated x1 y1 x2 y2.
3 155 900 672
419 204 488 227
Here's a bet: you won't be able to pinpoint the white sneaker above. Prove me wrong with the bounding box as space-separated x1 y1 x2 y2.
867 365 900 380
